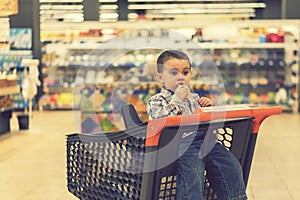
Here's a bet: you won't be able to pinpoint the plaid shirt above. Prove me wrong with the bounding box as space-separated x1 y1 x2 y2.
147 86 201 120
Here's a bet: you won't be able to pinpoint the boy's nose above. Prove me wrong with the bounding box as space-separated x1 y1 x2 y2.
177 73 185 79
177 76 185 82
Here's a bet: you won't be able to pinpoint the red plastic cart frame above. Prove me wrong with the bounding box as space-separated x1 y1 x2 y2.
145 105 282 147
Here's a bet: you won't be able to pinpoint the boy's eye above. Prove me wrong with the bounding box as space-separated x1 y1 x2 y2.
182 70 190 76
169 70 178 76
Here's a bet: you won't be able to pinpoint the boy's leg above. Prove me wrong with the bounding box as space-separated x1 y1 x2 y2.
204 143 247 200
177 139 205 200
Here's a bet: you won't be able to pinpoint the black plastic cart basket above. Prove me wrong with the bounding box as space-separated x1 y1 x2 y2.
66 104 281 200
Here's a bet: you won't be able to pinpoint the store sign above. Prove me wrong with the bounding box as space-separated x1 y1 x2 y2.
0 0 18 17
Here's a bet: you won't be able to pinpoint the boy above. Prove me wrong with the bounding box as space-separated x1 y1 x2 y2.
147 50 247 200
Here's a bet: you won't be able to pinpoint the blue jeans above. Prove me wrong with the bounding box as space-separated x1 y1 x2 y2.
177 132 247 200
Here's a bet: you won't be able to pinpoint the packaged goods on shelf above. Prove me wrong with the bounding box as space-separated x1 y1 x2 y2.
0 96 14 110
39 23 299 131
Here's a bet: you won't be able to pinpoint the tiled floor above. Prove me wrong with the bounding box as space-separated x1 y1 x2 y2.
0 110 299 200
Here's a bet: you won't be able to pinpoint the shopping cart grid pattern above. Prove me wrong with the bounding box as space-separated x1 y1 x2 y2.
67 116 253 200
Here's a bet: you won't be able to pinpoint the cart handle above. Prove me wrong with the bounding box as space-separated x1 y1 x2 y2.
145 105 282 147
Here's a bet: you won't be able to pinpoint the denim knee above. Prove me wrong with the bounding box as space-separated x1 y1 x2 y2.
177 138 205 200
205 143 247 200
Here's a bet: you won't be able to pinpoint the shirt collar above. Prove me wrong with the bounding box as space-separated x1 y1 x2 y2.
161 85 174 95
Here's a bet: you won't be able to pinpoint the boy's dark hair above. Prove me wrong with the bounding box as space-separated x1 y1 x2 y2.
157 50 191 72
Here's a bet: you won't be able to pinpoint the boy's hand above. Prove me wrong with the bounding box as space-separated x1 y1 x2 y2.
197 97 212 107
175 84 190 101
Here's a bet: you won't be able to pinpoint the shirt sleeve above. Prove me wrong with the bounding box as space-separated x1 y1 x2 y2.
146 94 183 120
190 93 202 109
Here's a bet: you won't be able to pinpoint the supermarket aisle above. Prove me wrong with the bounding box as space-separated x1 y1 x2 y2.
0 110 299 200
246 113 300 200
0 111 78 200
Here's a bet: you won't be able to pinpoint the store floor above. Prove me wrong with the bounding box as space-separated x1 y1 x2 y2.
0 110 299 200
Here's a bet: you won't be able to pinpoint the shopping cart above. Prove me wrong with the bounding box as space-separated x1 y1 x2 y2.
66 104 282 199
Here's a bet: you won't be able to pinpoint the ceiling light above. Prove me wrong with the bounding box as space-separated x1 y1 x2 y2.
100 5 118 10
40 5 83 10
128 3 265 10
128 0 261 2
99 0 117 3
148 8 255 14
100 13 118 19
40 0 83 2
63 13 84 22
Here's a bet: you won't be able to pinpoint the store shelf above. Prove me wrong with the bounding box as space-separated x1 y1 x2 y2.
198 42 288 49
0 85 16 135
0 49 32 55
0 107 14 112
48 86 73 93
40 21 299 116
0 85 20 96
40 19 300 32
44 41 288 52
45 43 99 52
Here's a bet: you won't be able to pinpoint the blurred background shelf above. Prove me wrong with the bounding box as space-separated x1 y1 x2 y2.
0 85 20 96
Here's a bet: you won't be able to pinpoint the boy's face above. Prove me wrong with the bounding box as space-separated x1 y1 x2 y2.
156 58 191 92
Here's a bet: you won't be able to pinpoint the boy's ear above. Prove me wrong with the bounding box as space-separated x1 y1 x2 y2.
155 73 164 84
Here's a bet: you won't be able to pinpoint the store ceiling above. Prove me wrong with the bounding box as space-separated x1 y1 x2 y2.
39 0 266 22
